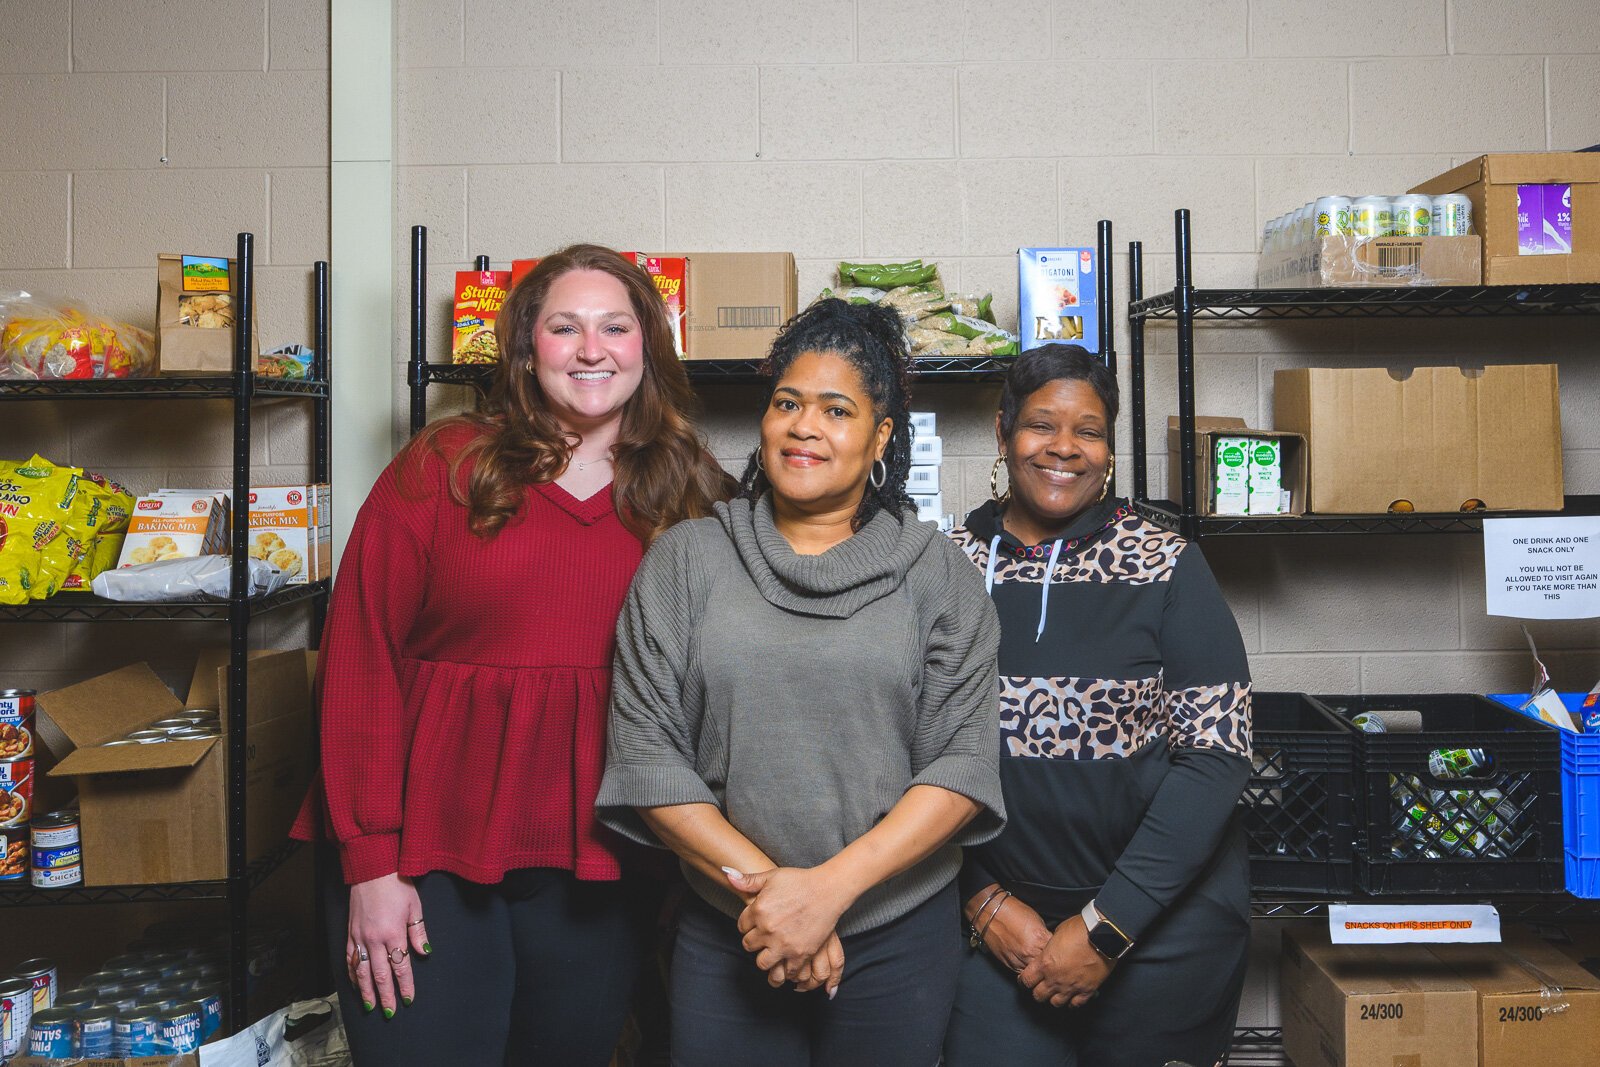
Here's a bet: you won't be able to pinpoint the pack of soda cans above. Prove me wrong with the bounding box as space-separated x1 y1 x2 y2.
1263 193 1475 254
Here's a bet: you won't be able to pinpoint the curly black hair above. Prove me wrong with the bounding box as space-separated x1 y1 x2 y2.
739 298 915 530
998 343 1118 441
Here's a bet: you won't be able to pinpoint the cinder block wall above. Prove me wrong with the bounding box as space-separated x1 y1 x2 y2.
401 0 1600 696
0 0 329 693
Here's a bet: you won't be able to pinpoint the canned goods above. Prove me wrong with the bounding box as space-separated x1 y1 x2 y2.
96 987 141 1014
156 1001 203 1053
118 968 163 995
82 970 126 991
31 810 78 849
14 958 58 1011
27 1005 76 1058
193 987 224 1041
115 1004 164 1057
1390 194 1433 236
80 1005 115 1056
0 754 33 828
143 951 187 977
55 989 97 1013
0 975 36 1059
1433 193 1474 236
1352 712 1387 734
102 953 147 971
1429 747 1494 779
125 729 173 744
149 718 198 732
32 860 82 888
1351 196 1392 238
0 689 35 726
169 727 221 741
1314 195 1354 238
0 826 26 881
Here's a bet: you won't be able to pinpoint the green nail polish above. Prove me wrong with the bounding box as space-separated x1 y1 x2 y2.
422 942 432 955
383 1007 395 1020
403 996 413 1007
362 1001 374 1013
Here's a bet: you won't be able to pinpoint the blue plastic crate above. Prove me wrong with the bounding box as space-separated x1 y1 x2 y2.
1488 692 1600 899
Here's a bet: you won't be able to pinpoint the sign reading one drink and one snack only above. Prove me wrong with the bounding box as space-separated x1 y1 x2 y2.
1483 516 1600 620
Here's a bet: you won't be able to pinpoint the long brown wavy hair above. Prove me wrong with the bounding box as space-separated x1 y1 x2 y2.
404 244 733 543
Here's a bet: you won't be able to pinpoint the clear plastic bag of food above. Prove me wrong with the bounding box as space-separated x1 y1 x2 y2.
0 291 156 379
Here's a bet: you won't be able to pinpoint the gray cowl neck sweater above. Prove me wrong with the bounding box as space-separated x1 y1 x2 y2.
598 493 1005 935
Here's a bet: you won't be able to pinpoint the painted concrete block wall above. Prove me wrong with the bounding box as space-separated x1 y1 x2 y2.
0 0 329 696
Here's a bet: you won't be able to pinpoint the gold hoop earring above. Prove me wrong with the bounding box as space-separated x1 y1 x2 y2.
1098 455 1116 503
990 455 1011 504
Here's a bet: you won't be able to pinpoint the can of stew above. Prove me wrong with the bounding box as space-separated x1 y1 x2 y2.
0 754 32 829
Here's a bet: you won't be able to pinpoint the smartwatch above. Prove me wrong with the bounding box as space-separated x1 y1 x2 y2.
1080 900 1134 961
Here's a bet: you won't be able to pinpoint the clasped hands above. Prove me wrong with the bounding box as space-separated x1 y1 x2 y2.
723 865 847 998
966 885 1115 1010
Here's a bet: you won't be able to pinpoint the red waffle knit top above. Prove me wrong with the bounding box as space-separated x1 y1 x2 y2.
291 430 644 885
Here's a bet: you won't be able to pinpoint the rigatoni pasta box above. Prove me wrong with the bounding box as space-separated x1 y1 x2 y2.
452 270 511 364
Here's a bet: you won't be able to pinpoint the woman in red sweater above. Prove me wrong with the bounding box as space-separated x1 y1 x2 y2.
292 244 731 1065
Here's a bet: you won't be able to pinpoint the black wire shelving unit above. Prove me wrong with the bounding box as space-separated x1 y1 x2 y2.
404 223 1120 435
1126 209 1600 540
0 234 332 1036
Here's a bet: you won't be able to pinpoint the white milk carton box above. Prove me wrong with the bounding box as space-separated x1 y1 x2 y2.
247 484 332 585
1246 438 1287 516
909 411 937 437
909 435 943 466
1019 248 1099 353
1212 437 1251 515
906 465 940 493
118 490 230 567
912 493 943 523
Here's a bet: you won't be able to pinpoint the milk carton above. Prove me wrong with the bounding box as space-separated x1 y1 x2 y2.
1019 248 1099 353
1246 438 1287 516
911 494 943 523
1212 437 1251 515
908 435 943 466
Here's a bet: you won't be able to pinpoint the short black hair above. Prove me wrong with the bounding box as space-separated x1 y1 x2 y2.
739 298 914 529
998 343 1118 441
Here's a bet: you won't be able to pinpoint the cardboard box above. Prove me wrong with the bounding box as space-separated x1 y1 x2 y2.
1280 925 1478 1067
1167 417 1307 517
1428 938 1600 1067
657 252 797 360
1018 247 1099 353
247 484 332 585
1274 365 1563 513
35 650 314 885
1257 235 1483 288
1413 153 1600 284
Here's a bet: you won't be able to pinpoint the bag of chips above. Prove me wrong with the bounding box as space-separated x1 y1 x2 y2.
0 292 155 380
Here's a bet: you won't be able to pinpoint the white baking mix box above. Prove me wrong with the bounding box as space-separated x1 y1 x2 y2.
1212 437 1252 516
247 484 332 585
1246 438 1287 516
1019 248 1099 353
117 491 230 567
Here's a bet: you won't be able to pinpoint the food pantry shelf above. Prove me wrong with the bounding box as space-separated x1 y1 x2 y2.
1130 283 1600 320
0 580 329 622
414 353 1017 392
1134 497 1600 537
0 375 330 400
0 840 302 907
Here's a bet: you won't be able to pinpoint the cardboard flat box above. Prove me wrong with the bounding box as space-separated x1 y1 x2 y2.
1257 235 1483 288
1167 416 1307 517
1280 925 1478 1067
1428 937 1600 1067
35 650 314 885
1413 153 1600 284
656 251 797 360
1274 365 1563 514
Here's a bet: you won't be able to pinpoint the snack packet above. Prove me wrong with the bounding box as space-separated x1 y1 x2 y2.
0 292 155 380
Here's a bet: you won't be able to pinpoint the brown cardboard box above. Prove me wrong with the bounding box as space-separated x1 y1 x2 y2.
658 251 797 359
1412 153 1600 285
1257 235 1482 288
1274 364 1563 514
35 650 314 885
1280 925 1478 1067
1166 416 1307 516
1428 936 1600 1067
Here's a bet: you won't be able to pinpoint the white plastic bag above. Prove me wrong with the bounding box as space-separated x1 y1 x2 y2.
91 554 288 601
200 996 348 1067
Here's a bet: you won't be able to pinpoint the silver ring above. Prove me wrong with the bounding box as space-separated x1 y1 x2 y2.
356 945 369 963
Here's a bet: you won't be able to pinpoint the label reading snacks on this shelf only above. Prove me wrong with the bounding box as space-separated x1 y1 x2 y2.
1329 904 1501 944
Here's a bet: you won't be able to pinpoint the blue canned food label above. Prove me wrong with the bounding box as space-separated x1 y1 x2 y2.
28 1018 74 1058
117 1017 161 1057
158 1009 202 1053
31 842 80 869
80 1015 113 1056
197 992 223 1040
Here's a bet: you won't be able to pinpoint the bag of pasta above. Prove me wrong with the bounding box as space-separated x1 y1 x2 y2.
0 292 155 380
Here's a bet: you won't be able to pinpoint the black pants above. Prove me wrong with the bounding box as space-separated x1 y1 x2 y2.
942 888 1248 1067
322 862 659 1066
668 881 961 1067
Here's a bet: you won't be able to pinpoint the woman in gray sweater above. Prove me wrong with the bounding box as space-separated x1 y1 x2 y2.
597 298 1005 1065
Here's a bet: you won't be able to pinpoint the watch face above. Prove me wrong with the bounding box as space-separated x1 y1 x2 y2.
1087 922 1130 960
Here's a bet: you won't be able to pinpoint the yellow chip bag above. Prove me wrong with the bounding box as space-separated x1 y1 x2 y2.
0 454 94 602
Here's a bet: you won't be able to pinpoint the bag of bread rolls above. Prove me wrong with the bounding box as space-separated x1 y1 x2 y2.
157 252 260 373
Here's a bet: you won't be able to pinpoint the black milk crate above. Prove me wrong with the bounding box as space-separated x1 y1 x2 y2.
1316 693 1563 895
1242 693 1357 894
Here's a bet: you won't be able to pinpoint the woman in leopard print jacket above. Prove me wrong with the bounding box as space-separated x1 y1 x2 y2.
943 343 1251 1067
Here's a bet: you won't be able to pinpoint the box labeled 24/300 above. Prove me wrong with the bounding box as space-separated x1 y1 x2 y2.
1019 248 1098 353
